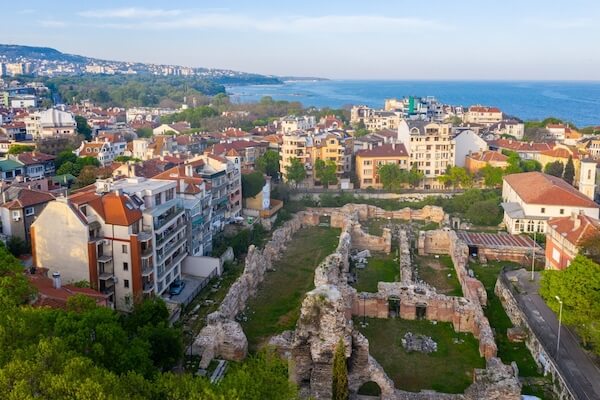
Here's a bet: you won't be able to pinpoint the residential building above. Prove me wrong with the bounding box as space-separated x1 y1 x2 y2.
278 116 316 133
453 130 487 168
0 187 55 244
488 120 525 140
75 136 127 166
153 122 191 136
31 189 153 311
397 120 455 189
465 151 509 174
488 139 554 161
383 96 442 120
501 172 600 234
355 143 409 189
578 159 598 201
538 145 582 178
545 213 600 270
463 106 503 125
546 124 581 143
0 158 24 181
578 137 600 159
280 132 312 185
13 151 55 179
154 165 213 256
350 106 400 131
210 140 268 170
24 108 77 139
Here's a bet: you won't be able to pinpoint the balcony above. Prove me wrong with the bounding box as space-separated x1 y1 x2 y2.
156 223 185 247
98 266 114 280
143 281 154 293
142 263 153 276
97 254 112 263
141 245 153 258
136 231 152 243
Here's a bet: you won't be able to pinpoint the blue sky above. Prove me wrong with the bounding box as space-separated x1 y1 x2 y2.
3 0 600 80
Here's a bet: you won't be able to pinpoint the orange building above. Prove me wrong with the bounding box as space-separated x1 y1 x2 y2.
465 151 509 174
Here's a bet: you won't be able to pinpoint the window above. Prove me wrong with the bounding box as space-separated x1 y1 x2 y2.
122 244 128 254
560 209 564 215
124 279 129 289
541 208 545 214
154 193 162 206
12 210 20 221
25 207 34 216
166 188 174 201
123 262 129 271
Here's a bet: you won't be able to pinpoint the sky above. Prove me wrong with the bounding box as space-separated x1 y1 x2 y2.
2 0 600 80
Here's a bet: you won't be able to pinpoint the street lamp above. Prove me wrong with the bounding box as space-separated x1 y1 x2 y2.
555 295 563 358
530 230 536 281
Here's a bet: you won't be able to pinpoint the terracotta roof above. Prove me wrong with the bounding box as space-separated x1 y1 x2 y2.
154 165 204 195
87 192 142 226
548 214 600 246
540 147 579 159
1 188 55 209
223 128 249 138
468 151 508 163
28 268 108 309
489 139 554 152
373 129 398 139
504 172 599 208
469 106 501 113
356 143 408 158
16 151 55 165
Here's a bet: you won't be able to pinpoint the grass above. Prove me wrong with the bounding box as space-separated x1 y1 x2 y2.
241 226 340 350
356 317 485 393
354 251 399 292
470 261 542 378
415 255 463 296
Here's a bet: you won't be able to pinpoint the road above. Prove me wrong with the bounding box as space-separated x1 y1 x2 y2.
507 269 600 400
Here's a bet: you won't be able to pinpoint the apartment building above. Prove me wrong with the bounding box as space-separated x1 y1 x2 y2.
0 187 55 244
545 213 600 270
278 116 316 133
154 165 213 256
397 120 455 189
350 106 401 131
13 151 55 179
75 136 127 166
24 108 77 139
31 188 153 311
210 140 268 170
384 96 442 121
355 143 409 189
463 106 503 126
487 120 525 140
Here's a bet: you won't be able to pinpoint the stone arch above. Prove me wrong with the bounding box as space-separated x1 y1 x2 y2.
318 214 331 226
388 295 400 318
357 381 382 398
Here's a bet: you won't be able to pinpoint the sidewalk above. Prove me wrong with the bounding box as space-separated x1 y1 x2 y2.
507 269 600 400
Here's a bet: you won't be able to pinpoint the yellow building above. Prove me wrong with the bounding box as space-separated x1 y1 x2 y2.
463 106 503 125
355 143 409 189
465 151 509 174
538 144 583 179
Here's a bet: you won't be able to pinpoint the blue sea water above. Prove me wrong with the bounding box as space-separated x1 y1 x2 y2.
226 80 600 127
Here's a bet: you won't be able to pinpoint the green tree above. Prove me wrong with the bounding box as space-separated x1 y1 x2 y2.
136 127 153 138
315 159 338 187
407 164 425 188
6 236 29 257
55 149 77 169
56 160 77 176
285 157 306 187
563 155 575 184
438 166 473 189
377 163 408 191
242 172 266 198
520 159 542 172
7 144 35 155
114 155 141 163
75 115 93 140
465 199 502 226
544 161 564 177
540 255 600 349
256 150 280 179
332 338 349 400
480 165 504 187
75 165 99 187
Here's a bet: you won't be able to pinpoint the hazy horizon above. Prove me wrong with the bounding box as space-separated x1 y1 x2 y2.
3 0 600 80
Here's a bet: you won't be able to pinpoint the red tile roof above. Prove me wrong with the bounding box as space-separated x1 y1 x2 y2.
504 172 599 208
540 147 580 159
548 214 600 246
489 139 554 152
469 106 502 113
468 151 508 163
1 188 55 210
16 151 55 165
356 143 408 158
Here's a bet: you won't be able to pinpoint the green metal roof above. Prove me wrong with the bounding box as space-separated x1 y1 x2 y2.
0 159 24 171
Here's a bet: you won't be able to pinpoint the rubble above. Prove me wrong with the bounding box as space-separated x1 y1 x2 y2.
401 332 438 354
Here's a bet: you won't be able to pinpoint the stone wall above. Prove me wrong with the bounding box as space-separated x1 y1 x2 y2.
312 204 446 225
495 273 576 400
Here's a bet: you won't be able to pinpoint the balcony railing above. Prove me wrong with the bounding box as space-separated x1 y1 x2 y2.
143 281 154 293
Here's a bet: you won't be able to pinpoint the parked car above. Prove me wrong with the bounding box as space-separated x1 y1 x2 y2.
169 280 186 295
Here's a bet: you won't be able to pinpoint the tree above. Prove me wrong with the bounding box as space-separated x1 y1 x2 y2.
7 145 35 155
256 150 280 180
563 155 575 184
378 163 408 191
540 255 600 349
114 155 141 163
56 160 77 176
315 159 338 188
480 165 504 187
332 338 349 400
241 172 266 198
136 127 153 138
76 166 99 187
6 236 29 257
438 166 473 189
520 159 542 172
285 157 306 187
55 149 77 169
75 115 92 140
465 199 502 226
544 161 564 177
407 164 425 188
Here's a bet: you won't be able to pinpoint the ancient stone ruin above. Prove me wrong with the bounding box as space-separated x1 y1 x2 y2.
401 332 438 354
194 204 521 400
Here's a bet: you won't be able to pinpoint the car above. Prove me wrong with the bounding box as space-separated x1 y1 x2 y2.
169 280 186 296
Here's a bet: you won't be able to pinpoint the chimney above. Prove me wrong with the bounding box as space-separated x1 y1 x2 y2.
185 164 193 177
52 272 61 289
179 179 185 193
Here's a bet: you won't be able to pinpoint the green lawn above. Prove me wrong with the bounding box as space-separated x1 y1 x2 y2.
470 261 542 378
241 226 341 350
415 255 463 296
356 317 485 393
354 251 399 293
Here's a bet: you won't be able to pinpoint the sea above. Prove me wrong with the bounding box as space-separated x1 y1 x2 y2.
226 80 600 127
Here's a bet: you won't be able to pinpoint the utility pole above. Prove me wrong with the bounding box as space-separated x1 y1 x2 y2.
530 231 536 281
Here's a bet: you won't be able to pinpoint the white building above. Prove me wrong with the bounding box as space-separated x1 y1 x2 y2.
25 108 77 139
501 172 599 234
453 130 488 168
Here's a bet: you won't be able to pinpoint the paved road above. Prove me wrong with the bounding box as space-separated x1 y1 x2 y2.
507 269 600 400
